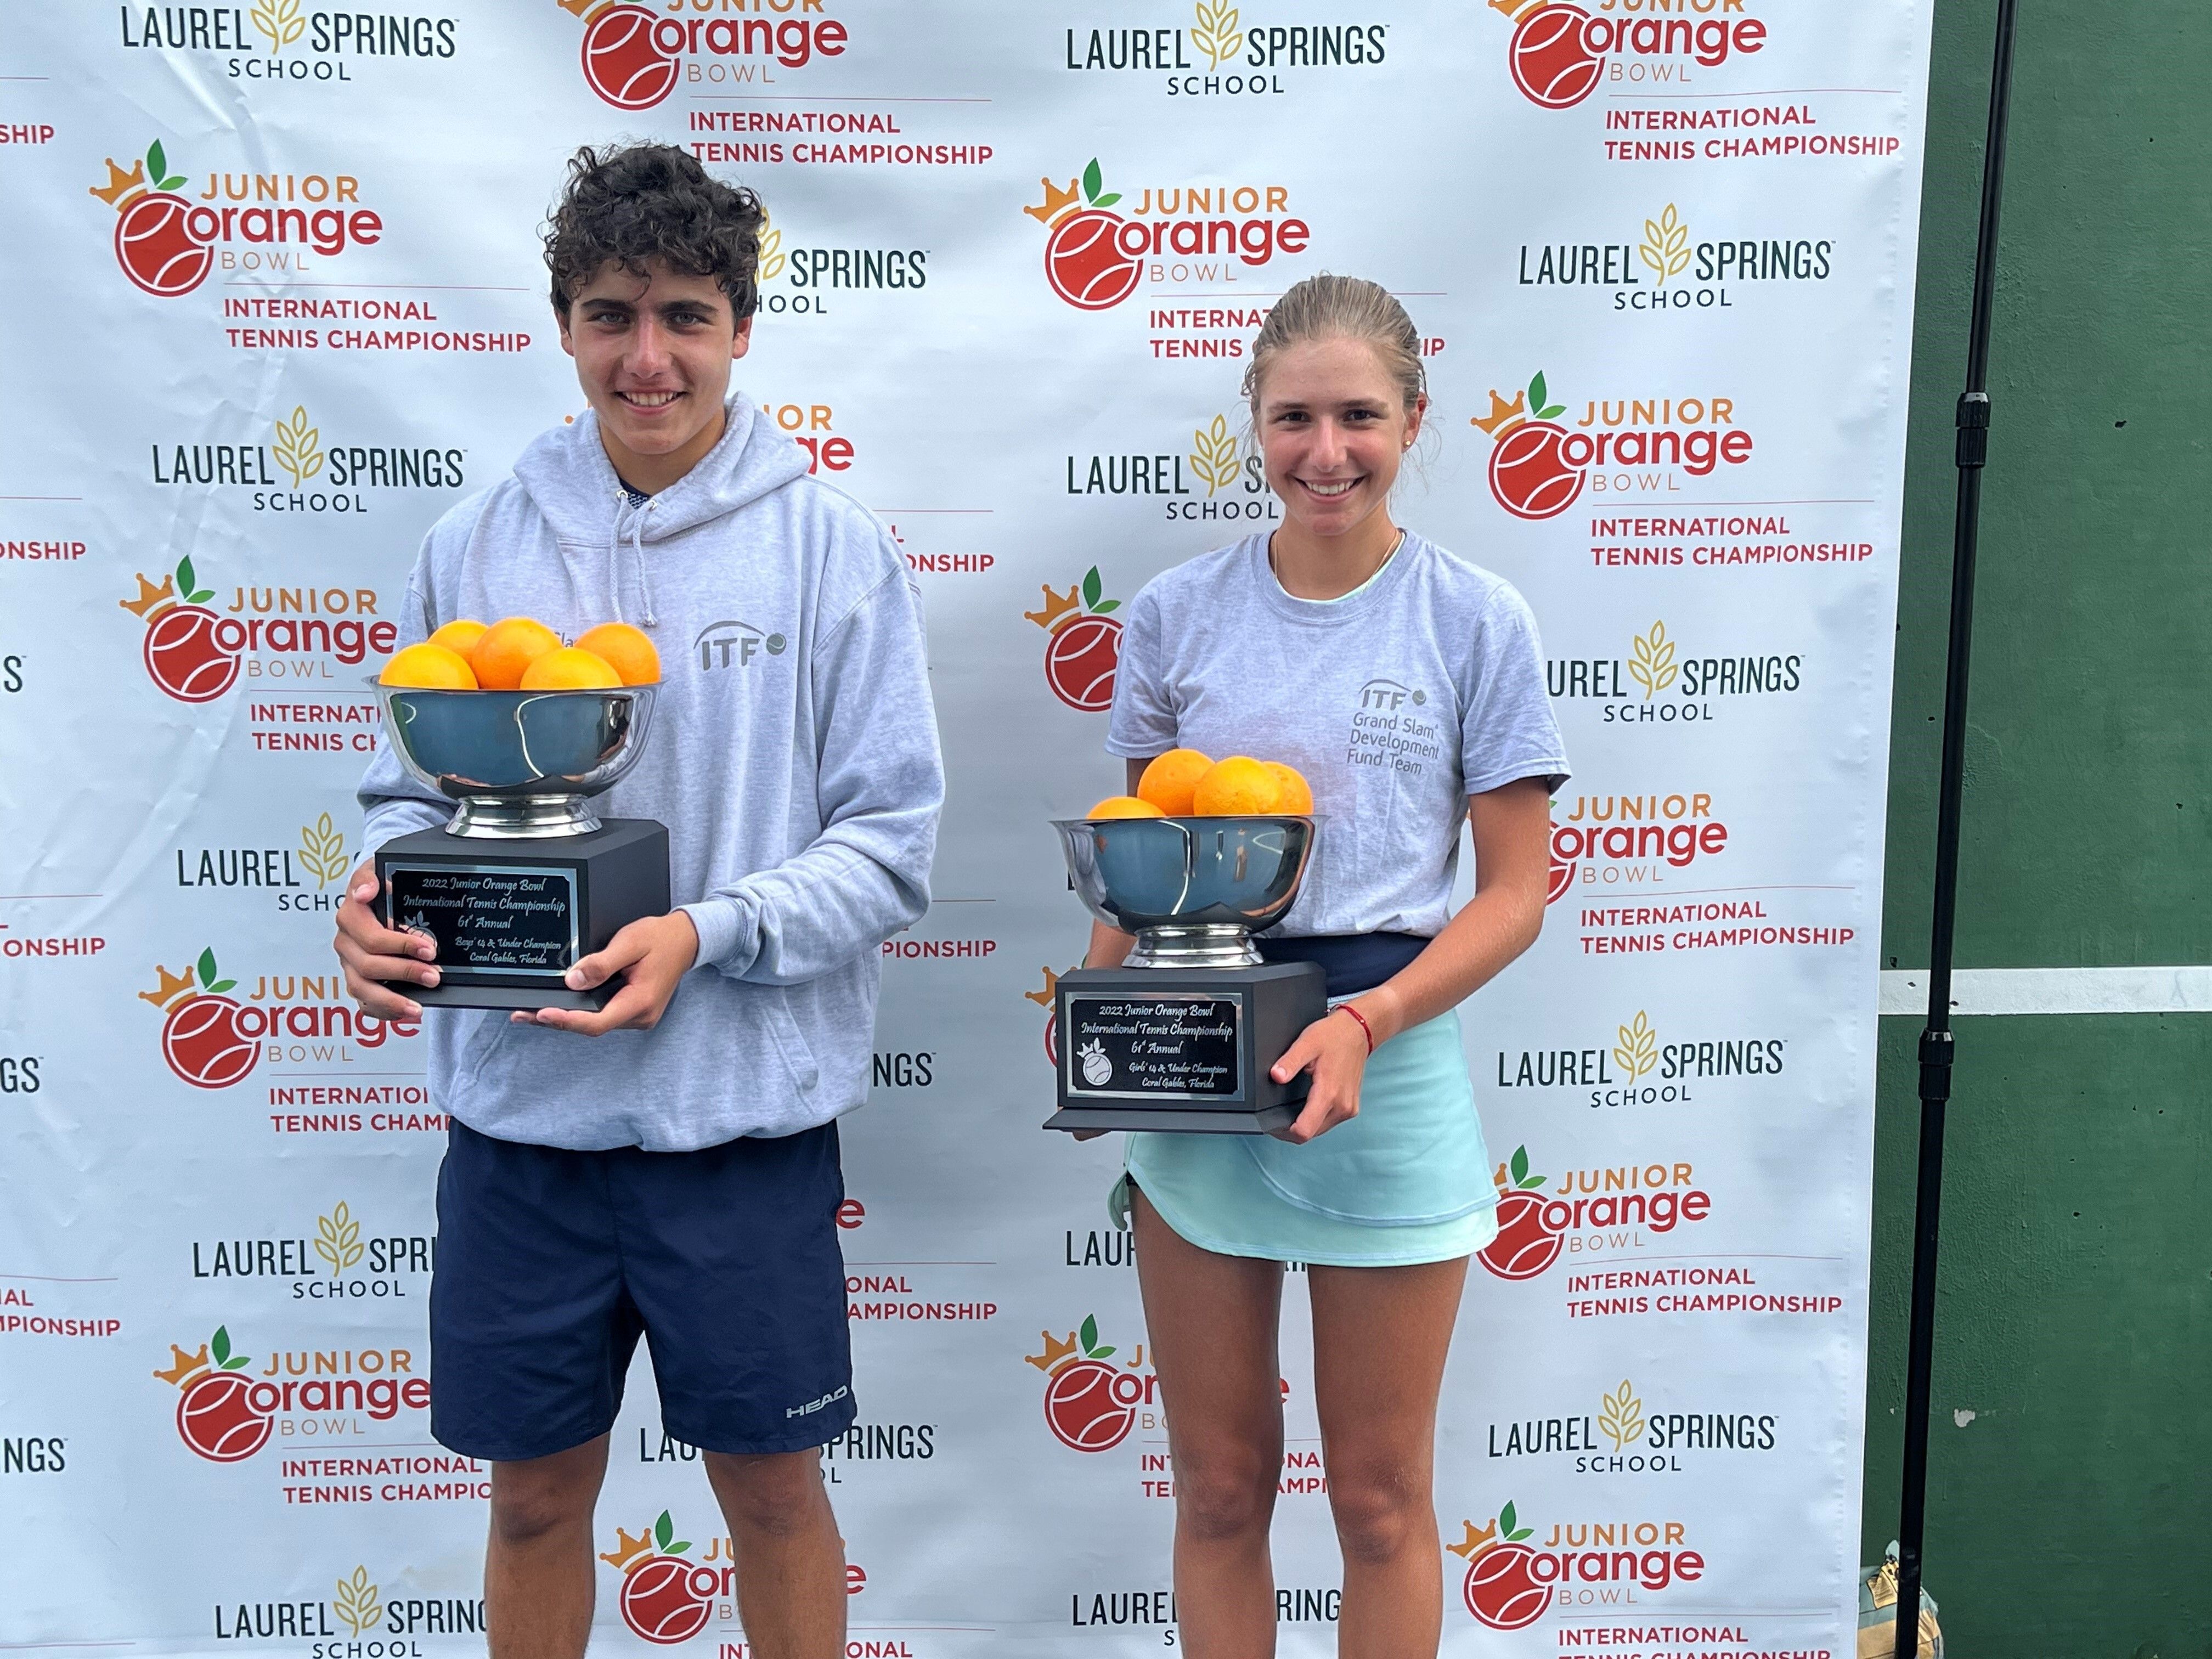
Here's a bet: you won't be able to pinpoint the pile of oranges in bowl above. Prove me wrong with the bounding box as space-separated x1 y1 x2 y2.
1088 748 1313 820
378 617 661 691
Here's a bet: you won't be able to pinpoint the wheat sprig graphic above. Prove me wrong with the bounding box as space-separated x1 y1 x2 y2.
1188 414 1240 496
315 1201 365 1274
1628 620 1678 700
1639 204 1691 288
273 405 324 489
299 811 348 888
757 211 786 284
1614 1011 1658 1084
252 0 305 52
334 1566 381 1637
1192 1 1244 70
1598 1380 1645 1451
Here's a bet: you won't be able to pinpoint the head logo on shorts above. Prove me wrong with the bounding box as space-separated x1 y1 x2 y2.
601 1512 711 1644
1475 372 1584 522
1026 1315 1151 1452
156 1325 270 1462
1025 159 1137 311
142 947 256 1090
90 141 208 296
1025 567 1122 712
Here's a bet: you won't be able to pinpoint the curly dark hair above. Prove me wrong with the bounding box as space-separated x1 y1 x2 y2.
544 143 765 323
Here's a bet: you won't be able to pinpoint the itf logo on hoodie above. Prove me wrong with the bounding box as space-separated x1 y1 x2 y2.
691 618 788 674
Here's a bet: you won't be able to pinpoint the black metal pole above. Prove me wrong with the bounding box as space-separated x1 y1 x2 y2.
1895 0 2021 1649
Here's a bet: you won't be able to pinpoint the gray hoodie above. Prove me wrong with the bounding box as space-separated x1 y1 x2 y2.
358 394 943 1152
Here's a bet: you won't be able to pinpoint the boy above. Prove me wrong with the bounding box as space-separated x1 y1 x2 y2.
335 144 941 1659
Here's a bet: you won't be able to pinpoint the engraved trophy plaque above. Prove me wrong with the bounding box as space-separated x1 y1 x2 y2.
1048 815 1325 1134
370 680 669 1012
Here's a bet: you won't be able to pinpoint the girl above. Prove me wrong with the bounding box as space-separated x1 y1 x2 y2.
1088 274 1568 1657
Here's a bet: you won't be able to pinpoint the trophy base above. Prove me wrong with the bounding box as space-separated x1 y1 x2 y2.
409 980 618 1014
1043 1103 1299 1135
375 817 670 1015
1048 960 1327 1136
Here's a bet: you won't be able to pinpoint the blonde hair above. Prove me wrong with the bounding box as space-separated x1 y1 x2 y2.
1241 273 1427 417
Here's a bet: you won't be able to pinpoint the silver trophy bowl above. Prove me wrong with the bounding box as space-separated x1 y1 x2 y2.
1053 815 1316 969
369 679 659 839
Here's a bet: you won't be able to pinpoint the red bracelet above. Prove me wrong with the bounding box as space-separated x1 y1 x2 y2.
1333 1002 1375 1054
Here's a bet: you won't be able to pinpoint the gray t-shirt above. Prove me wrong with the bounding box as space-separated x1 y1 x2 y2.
1106 532 1570 938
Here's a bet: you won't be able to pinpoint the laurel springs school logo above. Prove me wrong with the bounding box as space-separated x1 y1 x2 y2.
1026 1316 1155 1452
1025 567 1122 711
1447 1498 1703 1628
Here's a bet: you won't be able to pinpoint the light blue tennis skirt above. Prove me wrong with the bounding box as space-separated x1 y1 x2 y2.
1119 1008 1499 1267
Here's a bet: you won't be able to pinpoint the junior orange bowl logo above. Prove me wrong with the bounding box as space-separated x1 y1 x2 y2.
1025 567 1122 711
1026 159 1139 311
141 947 256 1090
89 140 208 295
1488 0 1768 110
602 1511 712 1644
1476 1143 1714 1282
1026 1315 1149 1451
557 0 848 110
1449 1499 1705 1625
1475 371 1584 521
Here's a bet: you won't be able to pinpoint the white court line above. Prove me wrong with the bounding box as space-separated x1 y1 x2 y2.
1879 967 2212 1016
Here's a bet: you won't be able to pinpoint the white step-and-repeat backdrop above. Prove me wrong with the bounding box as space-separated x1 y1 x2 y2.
2 2 1933 1652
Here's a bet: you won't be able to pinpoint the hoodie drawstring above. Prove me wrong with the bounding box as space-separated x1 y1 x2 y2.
611 490 659 629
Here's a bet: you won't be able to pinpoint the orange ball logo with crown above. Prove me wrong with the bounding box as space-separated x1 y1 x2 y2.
90 140 210 297
1026 567 1122 712
561 0 681 110
603 1512 713 1644
156 1326 274 1462
1475 372 1586 521
1026 1316 1148 1452
142 947 256 1090
122 557 239 703
1449 1503 1547 1628
1026 160 1142 312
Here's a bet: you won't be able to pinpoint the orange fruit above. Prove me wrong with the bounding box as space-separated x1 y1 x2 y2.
427 618 489 658
520 647 622 691
1087 795 1166 820
379 642 478 689
574 621 661 686
1266 762 1314 814
1136 748 1215 816
1192 756 1284 816
470 616 562 690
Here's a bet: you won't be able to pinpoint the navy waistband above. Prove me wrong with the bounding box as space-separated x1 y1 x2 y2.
1254 932 1430 999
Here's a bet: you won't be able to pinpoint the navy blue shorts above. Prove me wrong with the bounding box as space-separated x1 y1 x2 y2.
430 1118 856 1463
